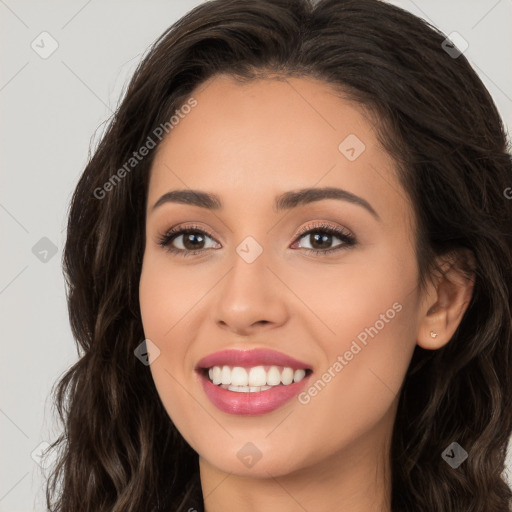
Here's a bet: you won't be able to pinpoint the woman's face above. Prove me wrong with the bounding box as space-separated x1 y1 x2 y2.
139 74 427 478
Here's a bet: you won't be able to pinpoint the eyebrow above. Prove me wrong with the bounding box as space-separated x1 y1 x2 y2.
151 187 380 220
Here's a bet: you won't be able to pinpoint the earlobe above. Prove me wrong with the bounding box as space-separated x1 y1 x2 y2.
417 297 450 350
416 250 476 350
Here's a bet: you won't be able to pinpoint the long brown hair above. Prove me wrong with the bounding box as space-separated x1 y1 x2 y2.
47 0 512 510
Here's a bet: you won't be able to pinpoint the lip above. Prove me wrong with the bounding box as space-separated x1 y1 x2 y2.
197 370 312 415
195 348 313 415
195 348 313 371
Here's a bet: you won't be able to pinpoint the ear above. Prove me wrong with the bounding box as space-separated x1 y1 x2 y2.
417 249 476 350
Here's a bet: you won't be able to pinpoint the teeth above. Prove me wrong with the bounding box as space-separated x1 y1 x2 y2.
281 367 294 385
231 366 248 386
293 369 306 382
249 366 267 387
212 366 222 385
206 365 309 389
221 366 231 385
224 384 273 392
228 385 249 392
267 366 281 386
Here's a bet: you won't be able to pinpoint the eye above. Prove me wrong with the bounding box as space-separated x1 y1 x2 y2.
157 224 220 257
157 221 356 257
291 222 356 255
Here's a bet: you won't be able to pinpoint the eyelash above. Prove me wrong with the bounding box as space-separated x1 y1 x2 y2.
157 222 356 258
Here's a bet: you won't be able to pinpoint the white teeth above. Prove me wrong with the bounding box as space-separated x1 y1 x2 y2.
293 369 306 382
206 364 309 390
222 384 272 392
228 385 249 392
281 367 294 385
221 366 231 385
230 367 248 386
248 366 267 387
267 366 281 386
212 366 222 385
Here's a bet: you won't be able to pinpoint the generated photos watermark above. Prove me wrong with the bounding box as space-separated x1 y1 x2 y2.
298 301 403 404
93 97 197 200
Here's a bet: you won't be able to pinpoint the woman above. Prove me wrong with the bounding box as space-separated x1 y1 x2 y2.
46 0 512 510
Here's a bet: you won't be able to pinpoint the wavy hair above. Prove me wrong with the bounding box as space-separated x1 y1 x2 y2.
46 0 512 510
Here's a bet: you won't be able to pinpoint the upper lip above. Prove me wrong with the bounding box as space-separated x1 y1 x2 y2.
196 348 313 371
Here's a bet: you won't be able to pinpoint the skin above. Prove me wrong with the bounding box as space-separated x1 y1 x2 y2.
139 74 474 512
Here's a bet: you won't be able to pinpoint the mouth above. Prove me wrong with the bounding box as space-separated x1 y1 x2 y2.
194 348 314 415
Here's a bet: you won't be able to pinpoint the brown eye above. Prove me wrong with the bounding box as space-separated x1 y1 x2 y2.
158 225 220 257
291 223 356 255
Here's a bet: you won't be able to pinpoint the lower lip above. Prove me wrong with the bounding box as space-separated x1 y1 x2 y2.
198 370 312 415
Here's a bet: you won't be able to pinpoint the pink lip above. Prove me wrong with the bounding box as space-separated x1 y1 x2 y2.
195 348 313 415
197 371 312 415
196 348 312 371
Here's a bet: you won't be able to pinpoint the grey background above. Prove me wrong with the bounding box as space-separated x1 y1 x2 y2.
1 1 511 510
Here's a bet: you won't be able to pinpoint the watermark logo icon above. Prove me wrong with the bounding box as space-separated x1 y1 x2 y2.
31 31 59 59
441 32 469 59
31 441 57 469
441 441 468 468
134 339 161 366
236 236 263 263
338 134 366 161
237 442 263 468
32 237 58 263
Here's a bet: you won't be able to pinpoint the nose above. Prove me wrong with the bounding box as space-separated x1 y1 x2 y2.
211 247 289 336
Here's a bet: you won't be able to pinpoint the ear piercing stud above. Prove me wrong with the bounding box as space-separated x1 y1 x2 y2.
430 331 438 338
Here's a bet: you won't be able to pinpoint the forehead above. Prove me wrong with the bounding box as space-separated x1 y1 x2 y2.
148 74 412 229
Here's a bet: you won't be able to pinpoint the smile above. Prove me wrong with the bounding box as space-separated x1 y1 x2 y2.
195 348 314 415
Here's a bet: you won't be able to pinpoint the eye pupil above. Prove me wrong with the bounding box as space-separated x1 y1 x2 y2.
311 233 332 249
183 232 205 250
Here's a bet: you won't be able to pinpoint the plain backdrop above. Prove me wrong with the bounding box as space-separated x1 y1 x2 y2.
1 1 511 510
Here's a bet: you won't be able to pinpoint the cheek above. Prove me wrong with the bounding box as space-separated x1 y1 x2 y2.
300 261 418 445
139 254 201 438
139 251 201 338
138 254 192 387
308 302 416 454
278 237 417 344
